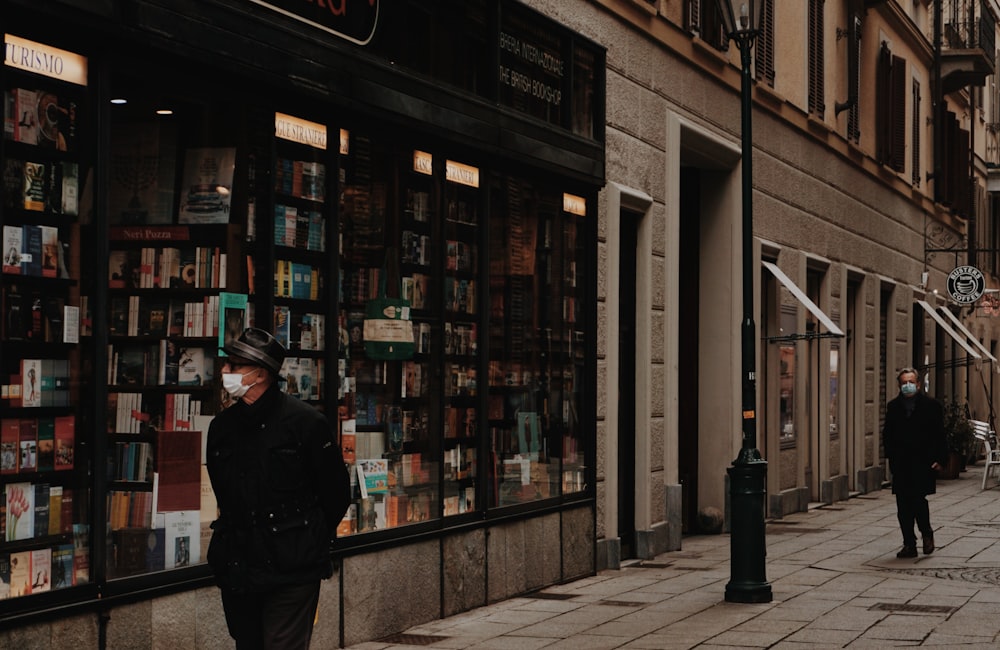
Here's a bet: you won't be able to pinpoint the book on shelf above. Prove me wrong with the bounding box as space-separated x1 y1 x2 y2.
30 547 51 593
145 526 165 572
164 510 199 569
5 482 34 541
54 415 74 470
9 550 30 597
218 292 248 354
21 223 41 276
33 483 49 540
72 523 89 585
36 417 54 472
60 488 73 535
48 485 62 536
156 429 202 512
0 418 17 474
2 225 21 274
177 347 212 386
18 418 37 471
51 543 73 589
0 553 9 599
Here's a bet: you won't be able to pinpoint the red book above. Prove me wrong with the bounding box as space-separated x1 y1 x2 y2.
60 488 74 534
54 414 74 470
0 418 19 474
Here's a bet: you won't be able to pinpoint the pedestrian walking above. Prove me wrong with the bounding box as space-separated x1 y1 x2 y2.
883 366 948 558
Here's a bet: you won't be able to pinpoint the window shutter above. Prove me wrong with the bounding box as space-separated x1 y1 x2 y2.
875 42 891 164
890 55 906 172
847 15 862 143
687 0 701 33
808 0 825 117
755 0 776 86
911 79 921 186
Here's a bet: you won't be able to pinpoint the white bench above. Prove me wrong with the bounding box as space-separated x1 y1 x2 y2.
972 420 1000 490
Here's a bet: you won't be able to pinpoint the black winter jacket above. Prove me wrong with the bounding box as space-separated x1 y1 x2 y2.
206 384 350 592
884 391 948 497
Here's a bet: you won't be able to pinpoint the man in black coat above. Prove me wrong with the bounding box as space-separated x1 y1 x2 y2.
883 367 948 559
207 328 351 649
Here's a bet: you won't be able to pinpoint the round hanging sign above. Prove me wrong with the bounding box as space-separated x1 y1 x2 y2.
946 265 986 304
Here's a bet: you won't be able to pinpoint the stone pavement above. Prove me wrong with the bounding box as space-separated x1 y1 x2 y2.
345 464 1000 649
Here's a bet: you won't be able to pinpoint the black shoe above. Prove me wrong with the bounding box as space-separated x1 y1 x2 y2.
896 546 917 558
922 533 935 555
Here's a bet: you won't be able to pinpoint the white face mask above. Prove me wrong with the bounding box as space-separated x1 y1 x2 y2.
222 369 257 398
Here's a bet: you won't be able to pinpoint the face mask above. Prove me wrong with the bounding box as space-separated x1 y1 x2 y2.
900 382 918 396
222 370 256 398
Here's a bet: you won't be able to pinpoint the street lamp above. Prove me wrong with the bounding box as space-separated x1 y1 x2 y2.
715 0 772 604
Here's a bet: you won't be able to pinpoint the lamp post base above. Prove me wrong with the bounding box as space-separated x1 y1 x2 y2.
725 458 772 603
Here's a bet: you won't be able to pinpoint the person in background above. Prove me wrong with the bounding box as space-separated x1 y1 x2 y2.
207 327 350 649
883 367 948 559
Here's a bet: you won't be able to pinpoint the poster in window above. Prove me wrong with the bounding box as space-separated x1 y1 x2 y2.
109 123 177 224
178 147 236 224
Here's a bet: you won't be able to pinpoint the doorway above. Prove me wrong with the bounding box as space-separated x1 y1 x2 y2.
678 167 700 532
617 209 639 559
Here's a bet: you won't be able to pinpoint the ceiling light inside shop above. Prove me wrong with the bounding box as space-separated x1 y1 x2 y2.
156 109 173 115
110 98 127 104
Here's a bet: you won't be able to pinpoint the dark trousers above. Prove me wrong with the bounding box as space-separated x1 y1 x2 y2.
221 581 320 650
895 493 932 548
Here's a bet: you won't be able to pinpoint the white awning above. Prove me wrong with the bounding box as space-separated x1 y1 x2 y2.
936 306 998 362
762 261 844 337
916 300 981 359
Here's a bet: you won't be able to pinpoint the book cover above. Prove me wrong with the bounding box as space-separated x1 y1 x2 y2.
18 418 37 471
141 299 169 337
0 419 17 474
13 88 38 144
177 147 236 224
60 488 73 534
54 415 74 471
30 548 50 593
3 285 24 341
51 543 73 589
36 417 54 472
48 485 62 536
61 161 79 216
139 526 164 573
218 292 248 354
156 430 202 511
2 225 21 274
9 550 30 597
5 482 34 541
73 523 89 585
2 158 24 212
164 510 199 569
22 161 48 212
109 122 177 224
177 347 211 386
33 483 49 541
39 225 58 278
36 91 76 151
273 305 290 348
0 552 9 599
43 296 65 343
20 224 42 276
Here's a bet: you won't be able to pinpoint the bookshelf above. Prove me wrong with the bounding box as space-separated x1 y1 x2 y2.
269 117 330 404
1 54 90 596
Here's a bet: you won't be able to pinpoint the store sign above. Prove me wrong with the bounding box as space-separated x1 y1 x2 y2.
4 34 87 86
275 112 327 150
947 265 986 304
248 0 379 45
498 10 565 123
563 193 586 216
446 160 479 188
413 150 433 175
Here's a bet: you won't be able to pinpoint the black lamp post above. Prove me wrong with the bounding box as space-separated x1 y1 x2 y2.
715 0 772 604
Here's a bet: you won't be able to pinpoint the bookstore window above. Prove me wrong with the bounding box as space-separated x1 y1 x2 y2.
3 34 92 598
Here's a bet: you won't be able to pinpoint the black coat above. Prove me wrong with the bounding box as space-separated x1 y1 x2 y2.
884 391 948 496
206 384 351 592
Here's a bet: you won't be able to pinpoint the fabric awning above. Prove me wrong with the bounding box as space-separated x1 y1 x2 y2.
936 306 998 362
762 261 845 338
916 300 981 360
